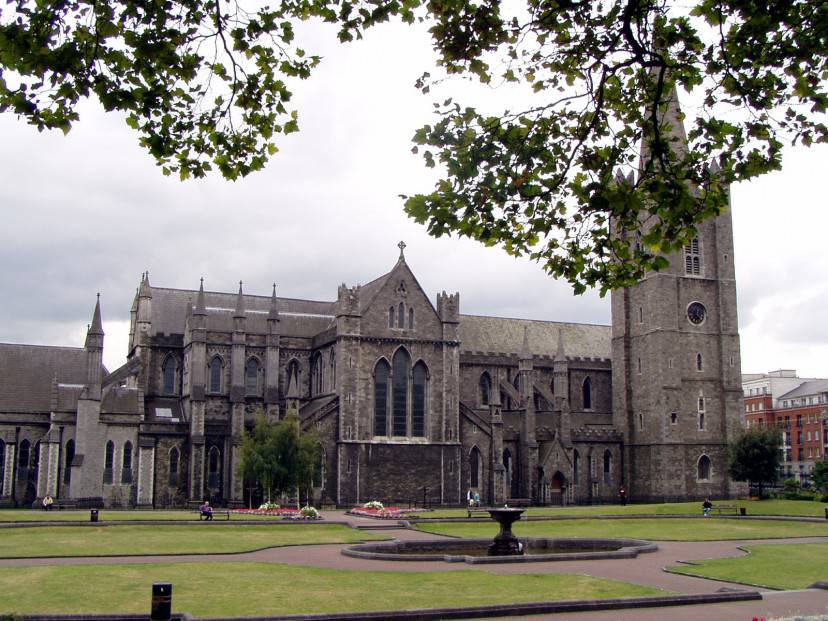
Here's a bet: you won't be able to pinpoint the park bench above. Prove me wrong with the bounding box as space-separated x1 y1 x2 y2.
504 498 532 507
193 509 231 521
467 507 490 518
709 504 739 515
54 502 78 510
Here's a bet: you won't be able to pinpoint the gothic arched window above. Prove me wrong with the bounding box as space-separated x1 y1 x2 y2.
122 441 133 483
392 348 410 436
412 362 427 437
603 450 612 485
573 450 580 485
373 360 390 436
388 306 395 328
103 440 114 484
398 303 405 328
696 353 703 372
684 238 701 275
583 377 593 410
311 353 322 394
162 356 176 394
63 439 74 486
697 454 711 481
470 446 481 488
408 308 414 329
329 350 336 391
209 356 223 393
208 446 221 489
245 358 261 396
169 446 180 487
479 373 491 407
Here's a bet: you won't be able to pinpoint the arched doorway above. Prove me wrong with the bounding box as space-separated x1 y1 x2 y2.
550 471 565 506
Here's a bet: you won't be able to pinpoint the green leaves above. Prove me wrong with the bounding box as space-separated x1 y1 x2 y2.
405 0 827 292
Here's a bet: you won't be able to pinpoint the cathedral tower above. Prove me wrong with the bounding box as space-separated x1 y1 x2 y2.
611 90 744 502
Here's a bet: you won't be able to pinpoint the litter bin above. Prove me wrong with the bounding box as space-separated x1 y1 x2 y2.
90 509 99 523
739 507 747 516
151 582 172 621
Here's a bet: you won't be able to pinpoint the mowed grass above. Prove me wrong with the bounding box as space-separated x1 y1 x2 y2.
0 509 283 522
0 562 665 617
416 518 828 541
417 499 827 519
668 543 828 590
0 524 385 558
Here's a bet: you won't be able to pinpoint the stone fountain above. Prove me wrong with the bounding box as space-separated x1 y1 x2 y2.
486 507 525 556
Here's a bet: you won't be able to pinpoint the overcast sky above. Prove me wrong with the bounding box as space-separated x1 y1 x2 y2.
1 20 826 379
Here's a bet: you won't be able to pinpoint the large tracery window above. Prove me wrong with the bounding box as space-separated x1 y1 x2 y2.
392 349 409 436
245 358 261 396
373 360 390 436
121 441 133 484
374 349 428 438
412 362 427 437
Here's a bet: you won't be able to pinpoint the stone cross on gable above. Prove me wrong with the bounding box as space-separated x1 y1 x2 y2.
398 240 406 259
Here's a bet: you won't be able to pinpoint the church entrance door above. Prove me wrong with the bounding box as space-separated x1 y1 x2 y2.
549 471 565 506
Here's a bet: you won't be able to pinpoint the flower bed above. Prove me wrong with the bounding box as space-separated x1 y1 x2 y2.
231 508 300 517
230 507 324 520
347 506 430 519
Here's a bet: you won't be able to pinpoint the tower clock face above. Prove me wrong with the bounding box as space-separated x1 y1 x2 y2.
687 302 707 325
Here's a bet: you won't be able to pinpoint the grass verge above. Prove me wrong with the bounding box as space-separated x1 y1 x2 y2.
0 562 665 617
415 518 828 541
0 524 384 558
667 543 828 590
418 499 827 519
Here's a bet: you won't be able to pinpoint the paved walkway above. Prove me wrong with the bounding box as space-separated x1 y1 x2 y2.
2 510 827 620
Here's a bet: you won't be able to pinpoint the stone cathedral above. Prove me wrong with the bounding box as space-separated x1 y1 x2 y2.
0 97 745 509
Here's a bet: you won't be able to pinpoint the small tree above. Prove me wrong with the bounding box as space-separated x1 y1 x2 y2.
238 413 321 508
812 460 828 495
727 428 781 498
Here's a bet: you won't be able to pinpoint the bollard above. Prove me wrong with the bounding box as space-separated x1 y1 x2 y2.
151 582 173 621
739 507 746 516
90 509 99 523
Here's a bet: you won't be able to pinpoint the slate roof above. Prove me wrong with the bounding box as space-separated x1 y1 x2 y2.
101 386 140 414
458 315 611 359
778 379 828 400
0 343 89 413
149 287 335 337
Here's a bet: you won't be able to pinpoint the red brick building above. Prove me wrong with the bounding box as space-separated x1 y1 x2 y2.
743 371 828 484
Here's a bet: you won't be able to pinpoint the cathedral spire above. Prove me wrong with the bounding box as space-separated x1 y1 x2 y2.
554 328 565 361
268 283 280 322
86 293 104 339
638 74 689 178
139 271 152 299
233 281 245 318
194 277 207 316
519 325 532 360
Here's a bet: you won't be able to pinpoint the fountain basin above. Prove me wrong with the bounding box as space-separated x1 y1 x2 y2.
342 537 658 564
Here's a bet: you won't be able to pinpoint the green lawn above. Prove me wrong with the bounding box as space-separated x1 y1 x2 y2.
0 562 665 617
0 509 285 522
0 524 385 558
668 543 828 590
415 518 828 541
416 499 827 519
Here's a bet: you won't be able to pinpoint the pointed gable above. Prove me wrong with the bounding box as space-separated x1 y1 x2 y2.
358 256 443 339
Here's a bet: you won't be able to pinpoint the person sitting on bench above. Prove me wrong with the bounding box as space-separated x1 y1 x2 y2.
200 500 214 521
42 495 54 511
702 497 712 517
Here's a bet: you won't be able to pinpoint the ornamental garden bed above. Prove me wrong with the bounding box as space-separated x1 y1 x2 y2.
347 506 430 519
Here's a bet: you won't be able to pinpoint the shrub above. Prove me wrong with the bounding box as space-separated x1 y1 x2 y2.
363 500 384 510
259 501 280 510
300 505 320 518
